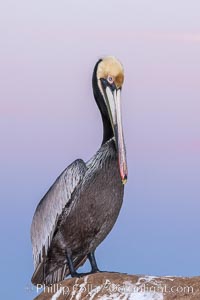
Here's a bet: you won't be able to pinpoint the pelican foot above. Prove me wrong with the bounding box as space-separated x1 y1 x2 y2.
101 270 127 275
71 271 82 278
71 271 96 278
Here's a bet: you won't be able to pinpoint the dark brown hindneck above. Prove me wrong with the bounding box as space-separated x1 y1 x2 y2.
92 60 114 145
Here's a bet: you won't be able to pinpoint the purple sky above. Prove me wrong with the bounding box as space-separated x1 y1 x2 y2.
0 1 200 299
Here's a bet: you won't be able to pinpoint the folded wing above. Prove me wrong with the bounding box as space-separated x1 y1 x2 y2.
31 159 87 283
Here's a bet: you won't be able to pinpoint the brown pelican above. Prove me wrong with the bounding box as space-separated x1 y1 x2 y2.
31 56 128 285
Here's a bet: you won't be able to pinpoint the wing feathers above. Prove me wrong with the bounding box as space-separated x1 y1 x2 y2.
31 159 86 273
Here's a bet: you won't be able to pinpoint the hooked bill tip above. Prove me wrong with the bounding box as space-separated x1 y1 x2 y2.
122 174 127 185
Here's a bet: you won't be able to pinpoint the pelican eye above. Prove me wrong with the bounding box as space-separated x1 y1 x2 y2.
107 76 114 84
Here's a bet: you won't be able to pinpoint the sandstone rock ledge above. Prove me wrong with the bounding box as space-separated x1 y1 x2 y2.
34 272 200 300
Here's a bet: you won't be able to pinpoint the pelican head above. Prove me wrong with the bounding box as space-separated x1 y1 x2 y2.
92 56 128 184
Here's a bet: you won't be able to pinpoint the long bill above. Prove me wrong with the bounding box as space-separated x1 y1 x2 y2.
104 87 128 184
